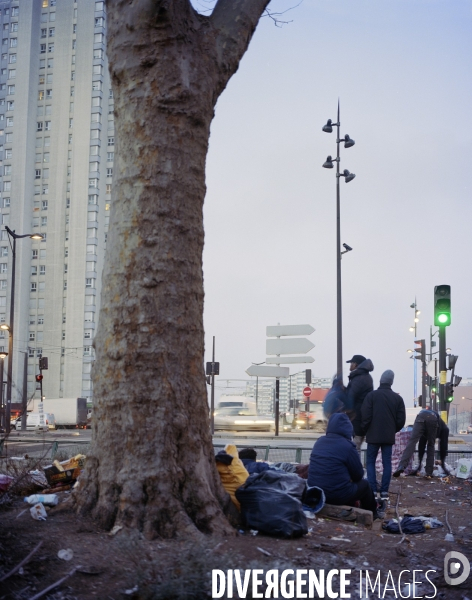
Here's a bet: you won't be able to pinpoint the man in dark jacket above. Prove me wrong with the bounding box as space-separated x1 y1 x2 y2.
361 370 406 504
412 415 449 476
345 354 374 453
393 407 438 477
308 412 378 515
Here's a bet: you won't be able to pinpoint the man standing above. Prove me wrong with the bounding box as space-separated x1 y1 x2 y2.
361 370 406 509
393 407 438 478
345 354 374 453
411 414 449 476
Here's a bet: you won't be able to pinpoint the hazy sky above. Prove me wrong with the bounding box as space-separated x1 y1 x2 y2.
198 0 472 406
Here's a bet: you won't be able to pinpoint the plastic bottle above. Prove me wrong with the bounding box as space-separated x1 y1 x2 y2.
24 494 58 506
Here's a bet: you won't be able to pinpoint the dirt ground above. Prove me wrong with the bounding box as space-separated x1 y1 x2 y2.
1 475 472 599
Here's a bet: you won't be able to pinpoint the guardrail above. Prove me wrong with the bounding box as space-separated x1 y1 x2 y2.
213 443 472 468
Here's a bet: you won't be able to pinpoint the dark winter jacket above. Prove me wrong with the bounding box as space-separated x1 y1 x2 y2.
361 383 406 444
307 412 364 504
241 458 271 475
322 376 348 419
418 415 449 462
346 358 374 436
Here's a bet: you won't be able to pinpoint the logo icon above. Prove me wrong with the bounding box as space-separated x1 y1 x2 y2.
444 551 470 586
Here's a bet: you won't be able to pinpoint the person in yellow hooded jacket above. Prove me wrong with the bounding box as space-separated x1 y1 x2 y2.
215 444 249 510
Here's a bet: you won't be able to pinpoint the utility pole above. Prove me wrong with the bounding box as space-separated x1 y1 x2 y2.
205 337 219 435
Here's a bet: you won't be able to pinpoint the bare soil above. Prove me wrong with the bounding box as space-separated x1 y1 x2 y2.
1 476 472 599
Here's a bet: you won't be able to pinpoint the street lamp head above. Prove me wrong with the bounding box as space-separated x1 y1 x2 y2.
322 119 333 133
30 233 44 240
407 349 413 353
409 327 415 332
414 317 419 323
0 352 7 359
322 155 334 169
0 323 10 331
343 134 355 148
342 169 356 183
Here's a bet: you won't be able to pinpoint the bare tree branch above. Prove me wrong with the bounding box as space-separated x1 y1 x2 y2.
263 1 303 27
211 0 271 79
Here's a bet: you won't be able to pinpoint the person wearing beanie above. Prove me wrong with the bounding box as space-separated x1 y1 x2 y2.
345 354 374 453
361 370 406 514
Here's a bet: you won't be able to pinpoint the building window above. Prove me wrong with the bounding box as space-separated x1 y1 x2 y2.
37 122 43 132
38 90 45 101
40 44 46 54
32 250 38 260
40 59 46 69
48 43 54 53
0 247 7 257
41 217 47 226
96 1 104 10
73 24 77 34
45 121 51 130
7 100 14 110
38 317 44 325
47 58 53 68
8 54 16 64
92 81 102 91
63 280 67 290
0 263 7 274
41 28 47 38
95 17 104 27
35 169 41 179
10 39 17 48
10 23 18 33
7 85 15 94
108 137 114 146
106 184 112 194
49 27 55 37
8 69 16 79
84 330 92 339
107 152 114 161
89 179 98 188
46 89 52 99
88 194 98 205
107 168 113 177
29 332 35 341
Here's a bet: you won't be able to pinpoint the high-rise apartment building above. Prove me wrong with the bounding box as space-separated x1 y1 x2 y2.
0 0 112 411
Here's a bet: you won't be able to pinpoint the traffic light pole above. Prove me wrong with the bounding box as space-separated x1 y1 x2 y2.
210 337 215 436
275 378 279 437
438 326 447 416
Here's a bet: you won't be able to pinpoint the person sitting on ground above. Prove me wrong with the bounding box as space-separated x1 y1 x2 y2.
238 447 271 474
393 406 438 478
307 412 379 517
411 414 450 476
215 444 249 509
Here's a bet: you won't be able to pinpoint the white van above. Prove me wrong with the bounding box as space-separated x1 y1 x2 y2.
15 412 56 431
213 396 274 432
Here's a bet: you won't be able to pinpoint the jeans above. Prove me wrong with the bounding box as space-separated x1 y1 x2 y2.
366 443 393 495
353 435 364 456
345 479 377 513
398 415 438 475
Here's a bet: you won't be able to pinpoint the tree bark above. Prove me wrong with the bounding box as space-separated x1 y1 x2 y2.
75 0 270 538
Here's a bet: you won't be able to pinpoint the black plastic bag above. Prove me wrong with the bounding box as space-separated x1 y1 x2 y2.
235 471 308 538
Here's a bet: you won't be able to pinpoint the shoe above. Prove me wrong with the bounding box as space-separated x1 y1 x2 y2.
380 492 389 502
424 474 432 479
393 468 404 478
376 500 386 519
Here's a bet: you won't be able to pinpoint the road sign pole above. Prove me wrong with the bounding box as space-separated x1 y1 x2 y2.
275 379 279 437
210 336 215 435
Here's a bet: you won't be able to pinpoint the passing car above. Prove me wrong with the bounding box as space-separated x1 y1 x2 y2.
459 429 468 435
15 413 56 431
213 399 275 432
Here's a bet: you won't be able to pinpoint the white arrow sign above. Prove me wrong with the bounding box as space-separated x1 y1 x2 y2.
266 338 315 355
246 365 290 378
266 356 315 364
267 324 315 337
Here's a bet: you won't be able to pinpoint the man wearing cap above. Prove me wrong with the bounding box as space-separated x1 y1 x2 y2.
345 354 374 453
361 370 406 513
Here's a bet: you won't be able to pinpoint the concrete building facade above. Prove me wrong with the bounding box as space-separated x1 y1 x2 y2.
0 0 112 410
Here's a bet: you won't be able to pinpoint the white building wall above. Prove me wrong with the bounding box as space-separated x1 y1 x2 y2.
0 0 110 409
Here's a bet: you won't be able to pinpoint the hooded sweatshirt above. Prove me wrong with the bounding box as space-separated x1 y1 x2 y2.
307 412 364 504
346 358 374 436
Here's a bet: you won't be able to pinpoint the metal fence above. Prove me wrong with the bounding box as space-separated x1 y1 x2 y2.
213 443 472 468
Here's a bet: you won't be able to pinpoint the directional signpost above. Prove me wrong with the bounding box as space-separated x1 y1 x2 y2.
245 365 289 378
265 324 315 366
266 338 315 356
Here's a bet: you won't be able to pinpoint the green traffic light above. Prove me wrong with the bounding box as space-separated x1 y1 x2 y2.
438 313 449 324
447 396 454 403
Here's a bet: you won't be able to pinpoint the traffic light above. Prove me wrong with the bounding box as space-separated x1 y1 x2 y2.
305 369 312 385
446 382 454 403
418 394 423 407
447 354 458 370
35 374 43 383
414 339 425 362
205 362 220 376
39 356 48 370
434 285 451 326
205 376 211 385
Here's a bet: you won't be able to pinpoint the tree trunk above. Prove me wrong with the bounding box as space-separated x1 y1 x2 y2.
75 0 270 538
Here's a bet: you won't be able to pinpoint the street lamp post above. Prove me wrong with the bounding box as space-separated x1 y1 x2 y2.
3 227 43 433
322 101 356 379
408 300 420 400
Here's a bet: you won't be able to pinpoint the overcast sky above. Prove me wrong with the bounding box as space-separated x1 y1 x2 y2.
198 0 472 406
